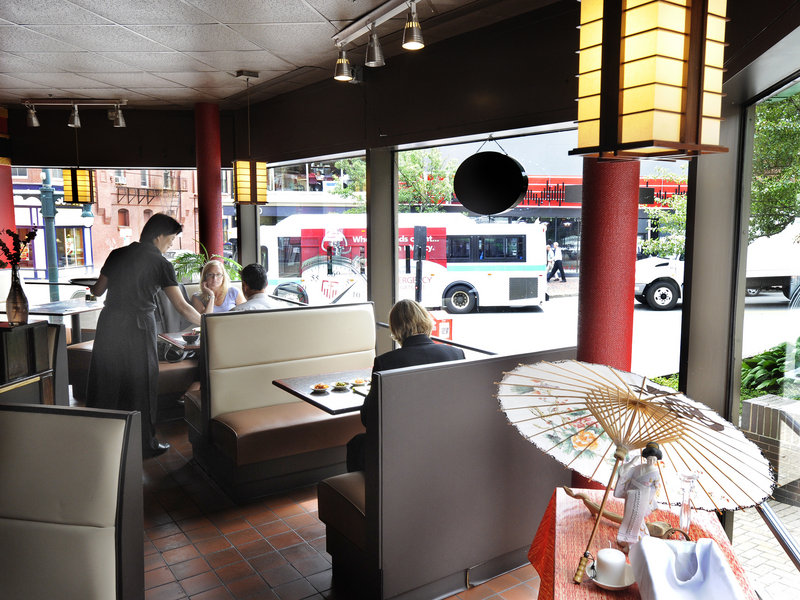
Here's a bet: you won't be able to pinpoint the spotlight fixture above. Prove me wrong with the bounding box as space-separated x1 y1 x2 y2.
334 47 354 82
112 105 126 128
67 104 80 128
365 27 385 68
25 103 39 128
402 3 424 51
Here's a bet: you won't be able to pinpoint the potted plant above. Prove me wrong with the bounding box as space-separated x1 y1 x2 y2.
0 229 37 324
170 243 242 283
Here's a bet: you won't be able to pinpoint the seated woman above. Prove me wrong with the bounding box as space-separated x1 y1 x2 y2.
190 259 245 314
347 299 465 471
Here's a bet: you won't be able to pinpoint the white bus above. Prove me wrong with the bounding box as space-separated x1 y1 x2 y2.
237 213 548 313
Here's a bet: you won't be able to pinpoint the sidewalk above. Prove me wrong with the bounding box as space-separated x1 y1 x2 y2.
545 274 580 298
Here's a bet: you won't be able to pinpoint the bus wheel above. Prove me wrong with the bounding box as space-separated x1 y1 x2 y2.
444 285 476 314
645 280 678 310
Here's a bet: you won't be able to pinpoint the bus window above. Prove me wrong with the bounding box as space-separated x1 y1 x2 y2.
478 235 526 261
278 236 301 277
447 235 472 261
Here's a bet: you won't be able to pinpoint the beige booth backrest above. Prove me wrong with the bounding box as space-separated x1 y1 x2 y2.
203 302 376 419
0 407 135 600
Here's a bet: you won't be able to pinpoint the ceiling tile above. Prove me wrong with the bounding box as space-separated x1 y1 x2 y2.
76 72 185 88
0 87 71 102
304 0 387 21
11 52 140 73
132 87 219 101
228 23 338 55
0 2 111 25
69 0 217 25
184 50 292 72
55 88 157 102
93 51 216 72
127 24 262 52
193 86 245 99
0 73 48 88
27 25 170 52
152 71 241 88
14 72 116 89
184 0 326 24
0 52 66 73
0 25 82 52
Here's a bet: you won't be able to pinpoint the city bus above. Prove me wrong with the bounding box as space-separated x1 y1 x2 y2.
239 213 548 313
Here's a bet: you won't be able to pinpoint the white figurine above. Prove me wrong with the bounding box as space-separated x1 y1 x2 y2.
614 441 662 552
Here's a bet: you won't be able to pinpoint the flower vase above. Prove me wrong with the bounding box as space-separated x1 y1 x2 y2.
6 266 28 325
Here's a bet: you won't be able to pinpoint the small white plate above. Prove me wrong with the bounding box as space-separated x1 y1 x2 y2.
588 560 635 590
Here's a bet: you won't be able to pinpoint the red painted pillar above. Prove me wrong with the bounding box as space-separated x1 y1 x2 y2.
0 107 17 237
194 103 223 258
573 157 640 488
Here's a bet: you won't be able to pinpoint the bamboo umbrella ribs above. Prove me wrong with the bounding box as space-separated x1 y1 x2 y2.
497 360 774 585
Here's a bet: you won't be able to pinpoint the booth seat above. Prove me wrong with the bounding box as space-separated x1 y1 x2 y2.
318 347 576 600
0 404 143 600
187 301 375 502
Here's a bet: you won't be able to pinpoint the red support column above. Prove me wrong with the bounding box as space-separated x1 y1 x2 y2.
0 108 16 237
573 157 640 488
194 103 223 258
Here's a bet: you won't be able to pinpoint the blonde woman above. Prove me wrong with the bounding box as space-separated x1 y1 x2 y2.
346 299 466 471
190 259 245 314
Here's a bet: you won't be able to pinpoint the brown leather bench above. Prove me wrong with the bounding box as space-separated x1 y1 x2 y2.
187 302 376 502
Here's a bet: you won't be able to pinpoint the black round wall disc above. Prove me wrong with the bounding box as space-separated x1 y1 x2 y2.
453 151 528 215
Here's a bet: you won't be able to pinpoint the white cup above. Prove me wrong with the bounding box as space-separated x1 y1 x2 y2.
595 548 626 585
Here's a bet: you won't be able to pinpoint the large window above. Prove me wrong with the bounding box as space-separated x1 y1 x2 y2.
56 227 86 267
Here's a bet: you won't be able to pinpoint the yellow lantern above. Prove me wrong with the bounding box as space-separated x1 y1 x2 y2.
62 168 96 204
233 160 268 204
573 0 728 158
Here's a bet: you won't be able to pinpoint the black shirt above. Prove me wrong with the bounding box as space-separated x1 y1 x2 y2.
101 241 178 312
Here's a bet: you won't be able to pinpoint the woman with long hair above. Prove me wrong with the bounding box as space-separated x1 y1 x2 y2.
190 259 245 313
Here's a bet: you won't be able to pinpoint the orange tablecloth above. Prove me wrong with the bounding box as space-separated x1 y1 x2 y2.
528 488 758 599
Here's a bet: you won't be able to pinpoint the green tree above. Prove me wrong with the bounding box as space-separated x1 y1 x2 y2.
750 95 800 241
640 167 688 258
329 158 366 213
397 149 455 212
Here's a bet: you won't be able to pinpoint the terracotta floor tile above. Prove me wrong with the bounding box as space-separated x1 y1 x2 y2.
284 513 317 530
195 536 233 555
256 520 291 538
458 584 500 599
187 525 223 543
226 574 276 600
498 583 540 600
215 559 256 584
484 573 523 594
148 522 184 540
145 552 168 572
146 566 177 590
187 586 234 600
272 577 318 600
250 551 289 573
306 569 332 593
238 539 274 559
163 544 202 565
206 547 244 569
260 563 303 587
227 528 262 547
241 506 279 525
153 532 191 552
509 564 538 583
171 557 211 581
291 554 330 577
295 523 325 543
217 517 251 535
268 503 305 519
145 581 188 600
279 543 320 563
267 531 303 550
179 516 216 532
180 571 222 596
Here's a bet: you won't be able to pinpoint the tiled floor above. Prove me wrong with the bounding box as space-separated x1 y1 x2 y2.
143 419 540 600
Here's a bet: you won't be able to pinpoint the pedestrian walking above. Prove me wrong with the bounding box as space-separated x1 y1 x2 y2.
547 241 566 282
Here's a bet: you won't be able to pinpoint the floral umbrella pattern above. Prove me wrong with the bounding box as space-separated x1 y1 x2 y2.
497 360 775 512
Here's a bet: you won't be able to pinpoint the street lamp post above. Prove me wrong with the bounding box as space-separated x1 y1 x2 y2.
39 169 60 301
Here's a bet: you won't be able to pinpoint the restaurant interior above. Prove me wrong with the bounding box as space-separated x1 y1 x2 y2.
2 0 800 598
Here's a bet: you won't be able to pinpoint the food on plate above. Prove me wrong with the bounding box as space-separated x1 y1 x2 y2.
313 383 329 390
333 381 349 388
352 378 368 385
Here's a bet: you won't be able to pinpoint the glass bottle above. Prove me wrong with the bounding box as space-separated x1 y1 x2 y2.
6 265 28 325
679 471 700 532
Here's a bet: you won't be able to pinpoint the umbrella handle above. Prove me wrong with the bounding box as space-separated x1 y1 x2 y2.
573 449 626 584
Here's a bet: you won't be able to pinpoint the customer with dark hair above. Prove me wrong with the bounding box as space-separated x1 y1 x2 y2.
230 263 277 311
87 213 203 457
346 299 465 471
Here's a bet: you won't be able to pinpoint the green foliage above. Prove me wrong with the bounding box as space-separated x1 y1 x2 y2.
640 167 688 258
652 374 680 391
397 149 455 212
741 340 800 398
329 158 367 206
751 96 800 241
170 243 242 283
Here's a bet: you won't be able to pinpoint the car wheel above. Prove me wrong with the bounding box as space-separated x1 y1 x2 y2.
444 285 476 314
635 295 646 305
745 287 761 297
645 281 679 310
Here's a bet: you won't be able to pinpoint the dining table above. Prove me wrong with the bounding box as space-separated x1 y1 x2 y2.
2 297 104 343
272 369 372 415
